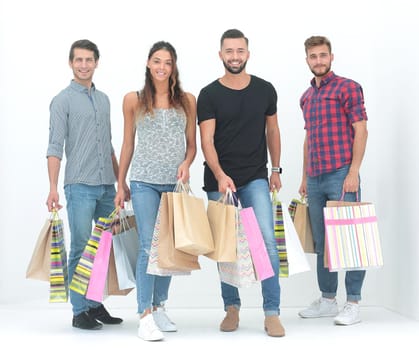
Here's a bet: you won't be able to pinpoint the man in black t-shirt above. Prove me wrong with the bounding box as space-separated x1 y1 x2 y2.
197 28 285 337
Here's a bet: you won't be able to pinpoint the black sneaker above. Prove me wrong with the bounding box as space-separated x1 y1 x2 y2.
72 311 103 330
88 305 123 325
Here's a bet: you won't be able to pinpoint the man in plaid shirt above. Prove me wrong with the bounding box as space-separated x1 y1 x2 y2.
297 36 368 326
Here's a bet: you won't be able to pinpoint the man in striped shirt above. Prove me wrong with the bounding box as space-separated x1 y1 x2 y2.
297 36 368 326
46 39 123 330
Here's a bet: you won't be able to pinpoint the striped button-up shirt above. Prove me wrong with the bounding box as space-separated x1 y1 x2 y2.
47 80 116 186
300 71 368 177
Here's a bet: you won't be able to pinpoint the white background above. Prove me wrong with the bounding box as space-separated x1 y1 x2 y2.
1 0 418 320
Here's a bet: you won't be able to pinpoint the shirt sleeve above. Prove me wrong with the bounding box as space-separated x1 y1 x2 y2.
342 81 368 123
46 94 68 160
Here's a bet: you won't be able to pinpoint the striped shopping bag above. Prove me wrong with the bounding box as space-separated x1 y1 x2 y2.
49 212 69 303
324 199 384 271
69 216 112 295
272 191 288 277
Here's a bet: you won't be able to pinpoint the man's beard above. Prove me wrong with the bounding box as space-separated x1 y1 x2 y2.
310 64 331 78
223 60 247 75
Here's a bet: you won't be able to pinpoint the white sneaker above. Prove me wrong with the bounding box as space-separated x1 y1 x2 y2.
138 314 164 341
334 302 361 325
153 306 177 332
298 297 339 318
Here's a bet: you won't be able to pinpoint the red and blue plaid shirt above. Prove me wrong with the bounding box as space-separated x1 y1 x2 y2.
300 71 368 177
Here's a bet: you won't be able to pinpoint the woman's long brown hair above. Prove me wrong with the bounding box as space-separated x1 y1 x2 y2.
137 41 189 119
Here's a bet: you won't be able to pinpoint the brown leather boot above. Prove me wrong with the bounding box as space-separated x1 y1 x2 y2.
220 306 239 332
264 315 285 337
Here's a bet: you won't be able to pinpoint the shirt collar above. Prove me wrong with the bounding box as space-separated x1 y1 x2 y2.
70 79 96 93
310 71 336 89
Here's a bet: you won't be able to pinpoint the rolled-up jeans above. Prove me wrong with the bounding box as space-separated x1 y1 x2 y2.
306 165 366 302
207 178 281 316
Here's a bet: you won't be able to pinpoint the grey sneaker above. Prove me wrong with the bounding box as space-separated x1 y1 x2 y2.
334 302 361 325
153 306 177 332
299 298 339 318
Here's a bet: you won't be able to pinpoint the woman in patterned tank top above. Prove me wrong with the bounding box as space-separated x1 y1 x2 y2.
114 41 197 341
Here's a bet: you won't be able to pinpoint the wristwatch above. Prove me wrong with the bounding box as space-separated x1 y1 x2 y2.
271 167 282 174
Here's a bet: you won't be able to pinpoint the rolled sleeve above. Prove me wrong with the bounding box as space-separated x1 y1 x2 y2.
46 95 68 159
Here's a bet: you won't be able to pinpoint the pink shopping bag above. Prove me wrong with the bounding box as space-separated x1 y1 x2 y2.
86 230 113 302
240 207 274 281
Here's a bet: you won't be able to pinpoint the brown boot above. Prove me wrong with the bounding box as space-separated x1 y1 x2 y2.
220 306 239 332
264 315 285 337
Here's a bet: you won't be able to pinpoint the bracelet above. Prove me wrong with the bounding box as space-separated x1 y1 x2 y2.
271 167 282 174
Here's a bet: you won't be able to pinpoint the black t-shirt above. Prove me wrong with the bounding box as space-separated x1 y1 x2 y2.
197 75 277 192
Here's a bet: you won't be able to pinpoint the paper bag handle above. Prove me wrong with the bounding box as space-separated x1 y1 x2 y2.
339 191 359 202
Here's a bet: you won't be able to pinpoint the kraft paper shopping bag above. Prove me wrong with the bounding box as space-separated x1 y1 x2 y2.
172 183 214 256
147 195 193 276
289 197 315 253
159 192 200 270
206 189 237 262
26 219 53 281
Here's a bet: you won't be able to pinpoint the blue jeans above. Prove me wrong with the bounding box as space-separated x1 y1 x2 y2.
64 183 116 316
130 181 176 314
207 178 281 316
307 165 366 302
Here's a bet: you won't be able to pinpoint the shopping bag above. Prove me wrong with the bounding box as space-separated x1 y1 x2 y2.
106 247 134 296
112 210 139 289
240 206 274 281
85 230 112 302
206 189 237 262
324 198 384 271
282 207 311 276
69 216 113 295
26 218 53 281
272 191 289 277
147 195 192 276
172 182 214 255
158 193 201 270
218 208 258 288
289 197 315 253
49 212 69 302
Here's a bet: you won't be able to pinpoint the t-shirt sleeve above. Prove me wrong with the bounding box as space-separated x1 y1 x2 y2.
197 87 214 124
266 82 278 117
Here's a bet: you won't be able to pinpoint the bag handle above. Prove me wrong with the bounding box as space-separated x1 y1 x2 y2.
118 208 133 232
109 206 130 234
272 189 280 202
216 188 237 205
50 208 60 221
174 180 194 195
339 191 360 202
300 195 308 204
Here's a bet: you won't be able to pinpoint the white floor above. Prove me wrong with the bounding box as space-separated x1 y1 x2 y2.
1 303 418 349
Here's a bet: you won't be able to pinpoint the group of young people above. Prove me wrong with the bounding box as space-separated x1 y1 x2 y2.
45 29 369 341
